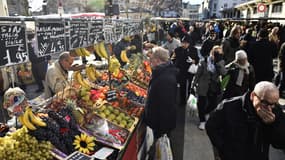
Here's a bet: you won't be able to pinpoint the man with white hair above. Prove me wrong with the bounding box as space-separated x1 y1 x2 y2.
223 50 255 99
144 47 178 160
206 81 285 160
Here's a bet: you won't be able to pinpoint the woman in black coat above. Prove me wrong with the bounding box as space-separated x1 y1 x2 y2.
144 47 178 138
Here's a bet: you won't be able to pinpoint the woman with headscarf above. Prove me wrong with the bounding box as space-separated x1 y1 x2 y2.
223 50 255 99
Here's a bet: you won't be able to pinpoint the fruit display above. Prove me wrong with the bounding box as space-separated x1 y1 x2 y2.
82 114 130 150
96 104 137 130
126 106 144 118
94 41 109 59
0 126 53 160
109 56 121 77
73 71 91 90
120 50 129 63
74 47 91 57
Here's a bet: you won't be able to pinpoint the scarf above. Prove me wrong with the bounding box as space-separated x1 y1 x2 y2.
235 61 250 86
207 56 216 73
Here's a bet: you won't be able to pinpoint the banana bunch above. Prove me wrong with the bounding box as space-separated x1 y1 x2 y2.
75 48 91 57
94 41 108 59
86 65 97 82
73 71 91 89
109 56 121 76
80 48 91 56
120 50 129 63
18 107 47 131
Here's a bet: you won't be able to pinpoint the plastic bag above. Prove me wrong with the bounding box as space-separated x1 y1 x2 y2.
186 94 198 117
155 134 173 160
188 64 198 74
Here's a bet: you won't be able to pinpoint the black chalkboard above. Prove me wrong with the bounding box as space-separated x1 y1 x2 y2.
89 20 104 44
0 24 28 67
65 151 93 160
114 20 123 41
69 22 88 49
36 21 66 57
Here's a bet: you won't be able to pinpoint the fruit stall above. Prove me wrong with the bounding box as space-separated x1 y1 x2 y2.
0 16 150 160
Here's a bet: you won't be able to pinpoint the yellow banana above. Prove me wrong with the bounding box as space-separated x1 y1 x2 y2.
95 70 102 78
86 65 96 82
27 108 46 127
75 48 83 56
22 108 37 130
98 41 108 58
94 43 103 58
120 50 129 63
74 71 91 89
80 48 91 57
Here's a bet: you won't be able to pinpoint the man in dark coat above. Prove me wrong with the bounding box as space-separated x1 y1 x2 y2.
174 34 199 105
144 47 178 138
221 26 241 65
200 30 219 58
248 29 278 83
206 81 285 160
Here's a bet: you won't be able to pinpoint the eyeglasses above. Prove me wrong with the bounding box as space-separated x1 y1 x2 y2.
254 93 277 108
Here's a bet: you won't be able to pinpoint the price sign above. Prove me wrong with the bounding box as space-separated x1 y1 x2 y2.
114 20 124 41
65 151 93 160
89 19 104 44
69 21 88 49
36 21 66 57
0 24 28 67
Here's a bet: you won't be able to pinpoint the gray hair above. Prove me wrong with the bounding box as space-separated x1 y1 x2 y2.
59 52 71 62
254 81 279 97
152 47 170 62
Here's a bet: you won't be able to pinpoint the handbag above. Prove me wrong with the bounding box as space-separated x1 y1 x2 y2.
155 134 173 160
188 64 198 74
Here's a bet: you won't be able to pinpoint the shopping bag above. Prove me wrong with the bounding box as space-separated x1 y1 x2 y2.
155 134 173 160
186 94 198 117
188 64 198 74
221 74 230 91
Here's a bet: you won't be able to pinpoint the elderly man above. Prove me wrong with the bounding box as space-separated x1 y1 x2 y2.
144 46 178 160
44 52 84 98
206 81 285 160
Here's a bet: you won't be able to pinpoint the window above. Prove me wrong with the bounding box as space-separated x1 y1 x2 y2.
272 3 282 13
253 7 257 14
213 3 217 11
224 3 228 8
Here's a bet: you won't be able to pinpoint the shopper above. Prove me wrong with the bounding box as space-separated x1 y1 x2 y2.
223 50 255 99
144 47 178 159
248 29 278 83
174 34 199 105
200 30 219 58
206 81 285 160
162 32 181 58
222 26 241 64
192 45 226 130
278 42 285 97
269 26 280 48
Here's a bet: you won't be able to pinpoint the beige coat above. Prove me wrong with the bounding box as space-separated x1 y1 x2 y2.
44 61 70 98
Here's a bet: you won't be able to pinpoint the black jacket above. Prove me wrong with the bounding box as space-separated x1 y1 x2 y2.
248 39 278 82
174 46 199 83
206 92 285 160
200 38 219 58
144 62 178 135
223 63 255 99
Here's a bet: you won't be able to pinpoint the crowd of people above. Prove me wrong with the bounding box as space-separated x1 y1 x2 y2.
143 19 285 160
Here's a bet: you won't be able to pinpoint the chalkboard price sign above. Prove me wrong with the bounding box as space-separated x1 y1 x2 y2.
36 21 66 57
89 20 104 44
69 22 88 49
0 24 28 67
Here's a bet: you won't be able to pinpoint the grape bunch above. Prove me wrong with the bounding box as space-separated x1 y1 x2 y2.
0 127 53 160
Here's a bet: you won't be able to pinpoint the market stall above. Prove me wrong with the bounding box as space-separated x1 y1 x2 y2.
0 16 149 160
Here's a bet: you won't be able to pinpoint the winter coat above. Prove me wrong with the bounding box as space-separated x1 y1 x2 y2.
223 62 255 99
222 37 240 64
192 58 226 96
174 46 199 83
44 61 69 98
144 62 178 134
248 39 278 83
200 38 219 58
206 92 285 160
278 42 285 72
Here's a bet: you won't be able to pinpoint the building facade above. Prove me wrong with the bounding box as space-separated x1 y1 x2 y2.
236 0 285 21
200 0 248 19
182 3 200 20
